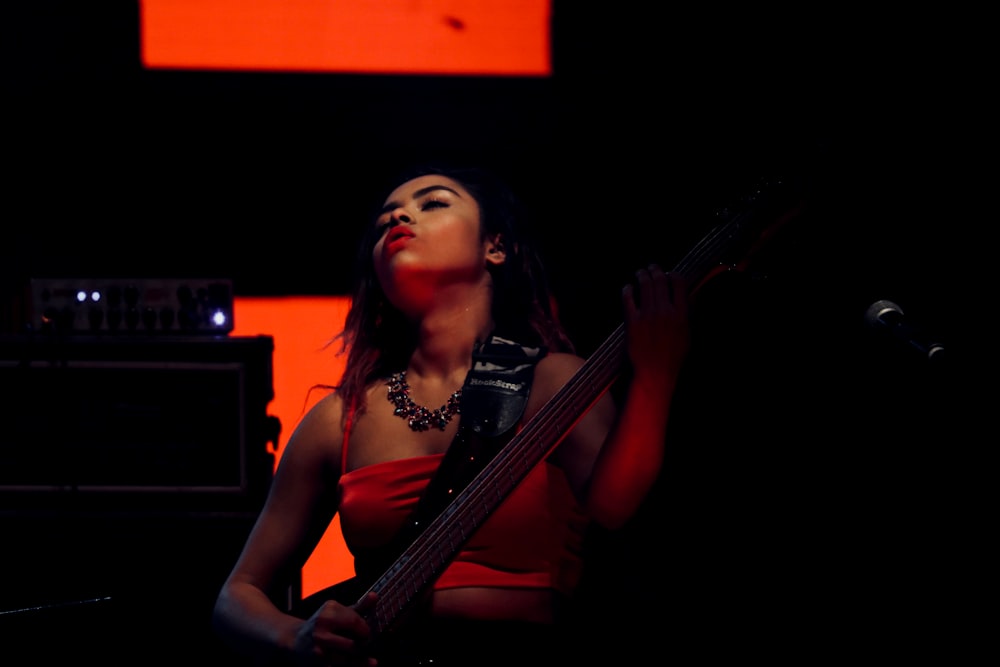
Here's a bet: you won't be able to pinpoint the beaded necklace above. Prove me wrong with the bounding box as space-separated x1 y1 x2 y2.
386 371 462 432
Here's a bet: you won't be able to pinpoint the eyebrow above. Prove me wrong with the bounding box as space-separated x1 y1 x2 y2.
379 184 463 216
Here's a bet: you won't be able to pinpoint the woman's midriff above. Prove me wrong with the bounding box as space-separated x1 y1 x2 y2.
429 587 558 624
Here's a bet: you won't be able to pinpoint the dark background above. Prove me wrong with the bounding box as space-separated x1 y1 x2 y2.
2 2 981 665
3 4 974 342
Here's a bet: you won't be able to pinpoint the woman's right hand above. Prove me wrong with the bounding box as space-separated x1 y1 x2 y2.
292 592 379 666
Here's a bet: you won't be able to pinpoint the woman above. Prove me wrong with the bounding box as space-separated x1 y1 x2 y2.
212 163 691 666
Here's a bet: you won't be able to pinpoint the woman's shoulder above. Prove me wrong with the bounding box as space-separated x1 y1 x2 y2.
303 387 347 421
284 389 346 453
530 351 587 399
535 350 587 375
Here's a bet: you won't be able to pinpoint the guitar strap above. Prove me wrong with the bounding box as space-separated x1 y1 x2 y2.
417 333 547 516
354 334 546 583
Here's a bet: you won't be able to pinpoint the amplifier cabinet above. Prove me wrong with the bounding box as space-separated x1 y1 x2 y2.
0 334 277 514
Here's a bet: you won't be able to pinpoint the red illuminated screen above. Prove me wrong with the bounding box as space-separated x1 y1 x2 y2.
139 0 551 76
232 296 354 597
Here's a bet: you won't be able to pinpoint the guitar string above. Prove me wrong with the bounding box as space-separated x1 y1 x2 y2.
368 324 626 630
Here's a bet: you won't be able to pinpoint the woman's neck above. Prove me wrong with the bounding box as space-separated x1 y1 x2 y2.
408 296 494 381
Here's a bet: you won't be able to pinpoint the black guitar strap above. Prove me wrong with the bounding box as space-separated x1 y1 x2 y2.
353 334 546 584
417 333 547 515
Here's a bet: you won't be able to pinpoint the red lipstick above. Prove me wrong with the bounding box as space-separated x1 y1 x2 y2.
385 226 415 252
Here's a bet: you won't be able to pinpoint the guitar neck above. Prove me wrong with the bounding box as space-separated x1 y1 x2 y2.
361 218 733 637
363 323 626 638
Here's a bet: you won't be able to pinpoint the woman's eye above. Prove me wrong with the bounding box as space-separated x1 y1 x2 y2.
422 200 447 210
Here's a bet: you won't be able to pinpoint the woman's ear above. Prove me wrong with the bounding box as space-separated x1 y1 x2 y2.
485 234 507 266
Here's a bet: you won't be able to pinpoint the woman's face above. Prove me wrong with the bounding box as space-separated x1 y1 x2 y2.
372 174 496 310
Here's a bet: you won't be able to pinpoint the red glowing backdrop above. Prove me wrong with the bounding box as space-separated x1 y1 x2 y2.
231 296 354 597
139 0 552 76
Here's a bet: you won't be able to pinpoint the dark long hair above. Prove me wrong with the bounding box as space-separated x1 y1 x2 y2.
329 162 574 420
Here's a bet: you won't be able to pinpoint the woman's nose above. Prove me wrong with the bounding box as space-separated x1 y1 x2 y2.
390 207 413 224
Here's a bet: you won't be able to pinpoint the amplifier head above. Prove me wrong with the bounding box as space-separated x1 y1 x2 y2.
28 278 234 335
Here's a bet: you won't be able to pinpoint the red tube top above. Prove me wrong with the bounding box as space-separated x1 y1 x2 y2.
338 454 587 594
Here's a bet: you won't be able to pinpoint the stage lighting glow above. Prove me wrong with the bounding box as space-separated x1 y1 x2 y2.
139 0 551 76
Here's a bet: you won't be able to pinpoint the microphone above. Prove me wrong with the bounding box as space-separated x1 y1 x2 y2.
864 299 946 363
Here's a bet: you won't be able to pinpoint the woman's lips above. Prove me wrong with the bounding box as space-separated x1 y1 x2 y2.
385 227 415 253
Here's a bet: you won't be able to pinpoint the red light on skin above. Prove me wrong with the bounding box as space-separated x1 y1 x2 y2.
139 0 552 76
386 238 412 255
